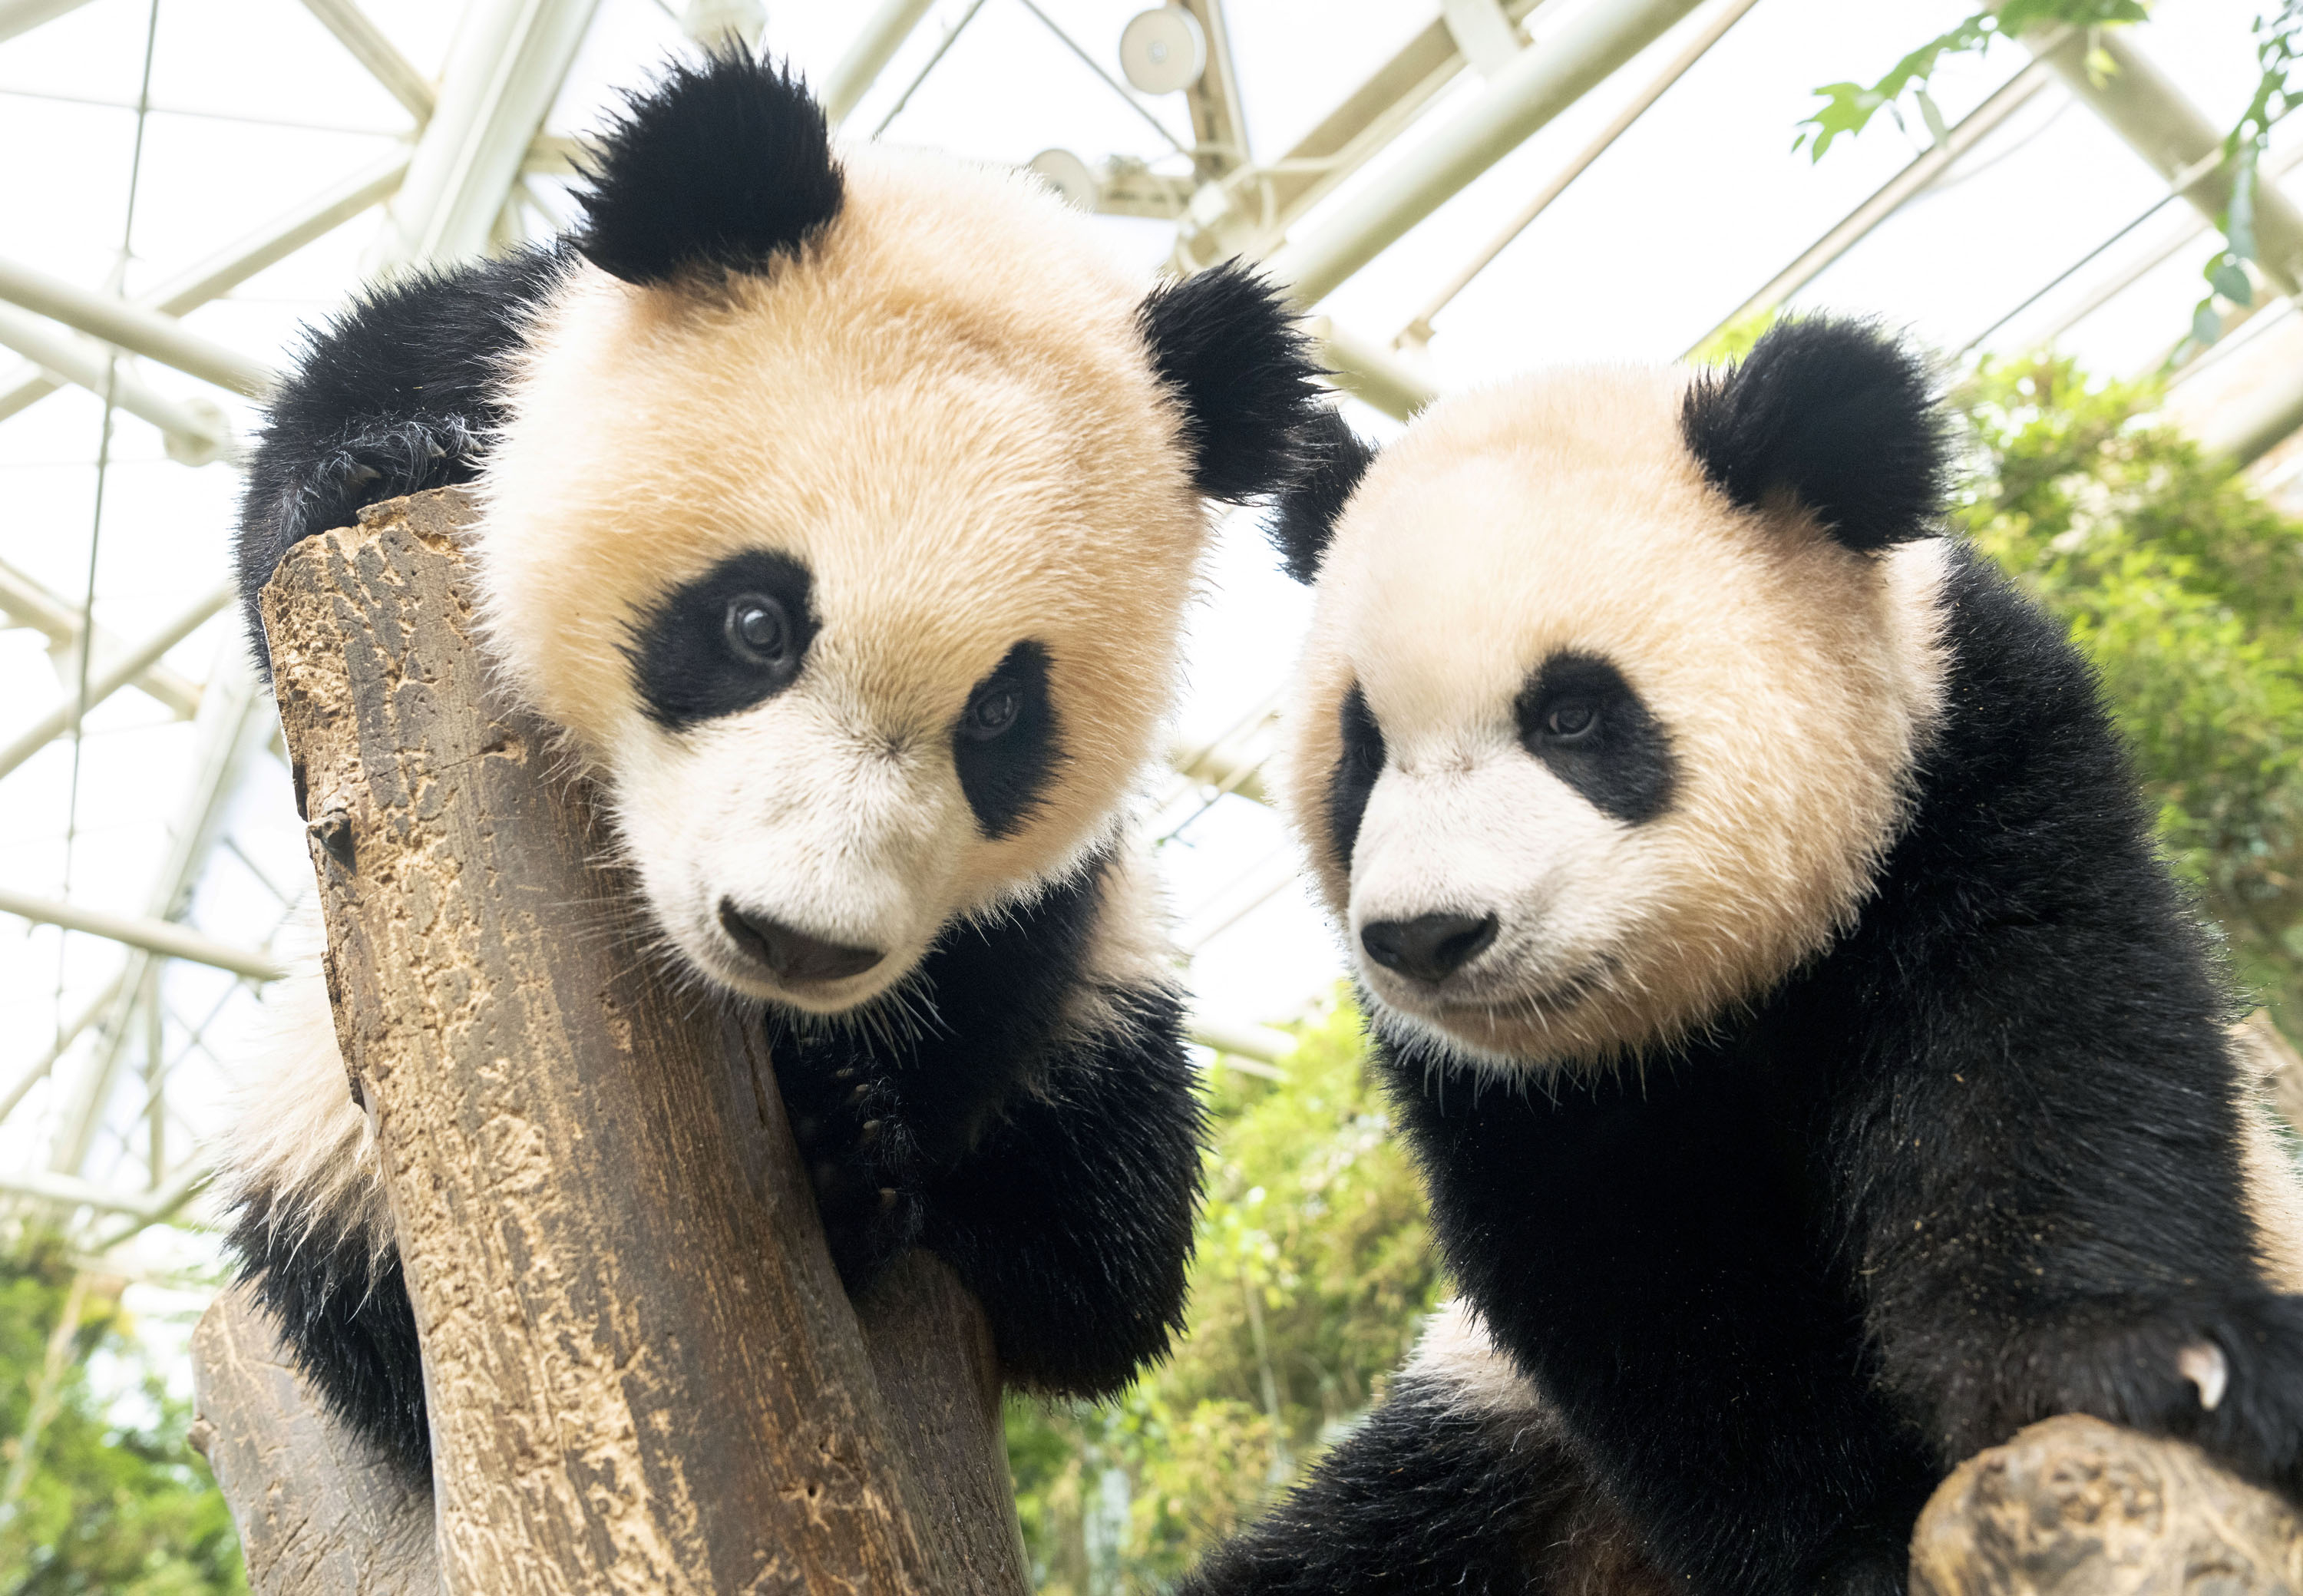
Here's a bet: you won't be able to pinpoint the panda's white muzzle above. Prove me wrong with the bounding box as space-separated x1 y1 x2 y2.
1346 743 1635 1024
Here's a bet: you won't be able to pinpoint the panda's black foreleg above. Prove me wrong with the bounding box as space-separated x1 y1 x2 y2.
1177 1369 1624 1596
778 986 1203 1393
228 1197 430 1483
914 986 1204 1396
1819 942 2303 1504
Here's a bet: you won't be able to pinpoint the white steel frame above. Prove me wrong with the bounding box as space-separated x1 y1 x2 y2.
2 0 2300 1264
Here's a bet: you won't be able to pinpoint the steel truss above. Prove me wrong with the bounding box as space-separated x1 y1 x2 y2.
2 0 2300 1266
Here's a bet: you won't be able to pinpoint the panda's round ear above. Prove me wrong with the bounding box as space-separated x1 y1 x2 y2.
1267 407 1376 584
572 51 844 286
1680 319 1950 553
1137 261 1325 504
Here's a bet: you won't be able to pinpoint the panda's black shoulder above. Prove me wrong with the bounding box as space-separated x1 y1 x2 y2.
233 244 568 673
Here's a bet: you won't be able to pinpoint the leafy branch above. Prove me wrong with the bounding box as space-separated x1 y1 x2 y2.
1794 1 2146 161
2192 1 2297 348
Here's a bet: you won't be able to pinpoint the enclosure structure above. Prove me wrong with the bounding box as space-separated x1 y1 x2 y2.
2 0 2302 1586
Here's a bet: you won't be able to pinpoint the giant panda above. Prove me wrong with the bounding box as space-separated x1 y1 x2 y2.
221 51 1323 1484
1181 320 2303 1596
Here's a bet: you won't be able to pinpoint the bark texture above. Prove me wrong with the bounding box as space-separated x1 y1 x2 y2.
228 487 1024 1594
190 1286 440 1596
1911 1415 2303 1596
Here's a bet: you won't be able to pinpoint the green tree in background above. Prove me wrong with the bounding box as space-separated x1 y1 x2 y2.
0 1237 244 1595
1007 998 1440 1594
1954 355 2303 1029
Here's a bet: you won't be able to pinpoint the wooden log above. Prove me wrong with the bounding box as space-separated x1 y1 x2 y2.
190 1285 439 1596
231 487 1026 1594
1910 1414 2303 1596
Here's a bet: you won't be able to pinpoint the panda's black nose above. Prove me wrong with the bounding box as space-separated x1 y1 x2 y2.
719 901 884 984
1360 913 1498 984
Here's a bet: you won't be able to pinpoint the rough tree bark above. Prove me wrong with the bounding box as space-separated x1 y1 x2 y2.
1911 1415 2303 1596
197 488 1027 1594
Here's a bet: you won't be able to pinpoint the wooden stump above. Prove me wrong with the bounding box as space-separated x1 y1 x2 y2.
200 488 1028 1594
1911 1415 2303 1596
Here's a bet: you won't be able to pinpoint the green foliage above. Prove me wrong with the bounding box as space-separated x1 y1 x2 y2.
1803 2 2298 349
1006 998 1440 1594
2195 1 2298 349
1793 1 2145 160
0 1237 245 1596
1954 354 2303 1029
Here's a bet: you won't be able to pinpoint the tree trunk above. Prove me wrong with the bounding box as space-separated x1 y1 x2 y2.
207 487 1027 1594
1911 1414 2303 1596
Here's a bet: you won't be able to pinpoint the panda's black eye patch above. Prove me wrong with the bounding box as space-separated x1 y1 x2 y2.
953 641 1061 839
628 550 818 729
1327 683 1386 876
1516 653 1674 824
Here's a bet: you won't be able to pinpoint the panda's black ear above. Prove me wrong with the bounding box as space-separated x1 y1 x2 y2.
573 51 844 286
1138 261 1325 504
1680 319 1949 553
1267 407 1375 583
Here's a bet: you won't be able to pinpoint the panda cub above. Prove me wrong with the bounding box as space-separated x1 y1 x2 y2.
223 52 1322 1482
1185 321 2303 1596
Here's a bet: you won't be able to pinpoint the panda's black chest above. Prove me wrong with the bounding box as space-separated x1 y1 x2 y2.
1382 1023 1914 1472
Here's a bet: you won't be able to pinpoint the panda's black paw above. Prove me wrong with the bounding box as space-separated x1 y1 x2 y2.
2176 1294 2303 1497
785 1066 924 1295
2040 1294 2303 1499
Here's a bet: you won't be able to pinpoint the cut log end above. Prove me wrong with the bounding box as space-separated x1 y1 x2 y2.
1910 1414 2303 1596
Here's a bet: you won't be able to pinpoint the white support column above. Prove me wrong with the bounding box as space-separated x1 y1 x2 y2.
1313 319 1440 421
0 154 408 425
1263 0 1707 306
821 0 939 124
371 0 600 273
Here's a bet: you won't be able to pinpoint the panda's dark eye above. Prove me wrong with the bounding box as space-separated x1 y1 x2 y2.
960 680 1021 741
724 594 792 666
1543 700 1598 740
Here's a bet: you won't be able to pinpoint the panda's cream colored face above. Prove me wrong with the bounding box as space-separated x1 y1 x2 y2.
1284 369 1951 1070
472 149 1204 1013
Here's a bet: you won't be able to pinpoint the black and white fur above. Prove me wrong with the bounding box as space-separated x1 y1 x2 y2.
1183 321 2303 1596
223 52 1323 1485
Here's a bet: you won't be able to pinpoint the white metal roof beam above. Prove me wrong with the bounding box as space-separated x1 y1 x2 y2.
2025 24 2303 296
0 153 408 426
0 555 203 719
0 304 233 461
0 254 273 396
1686 57 2057 358
43 662 272 1176
372 0 600 272
299 0 437 124
0 887 284 982
0 0 93 45
1264 0 1707 307
0 583 233 781
821 0 938 124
